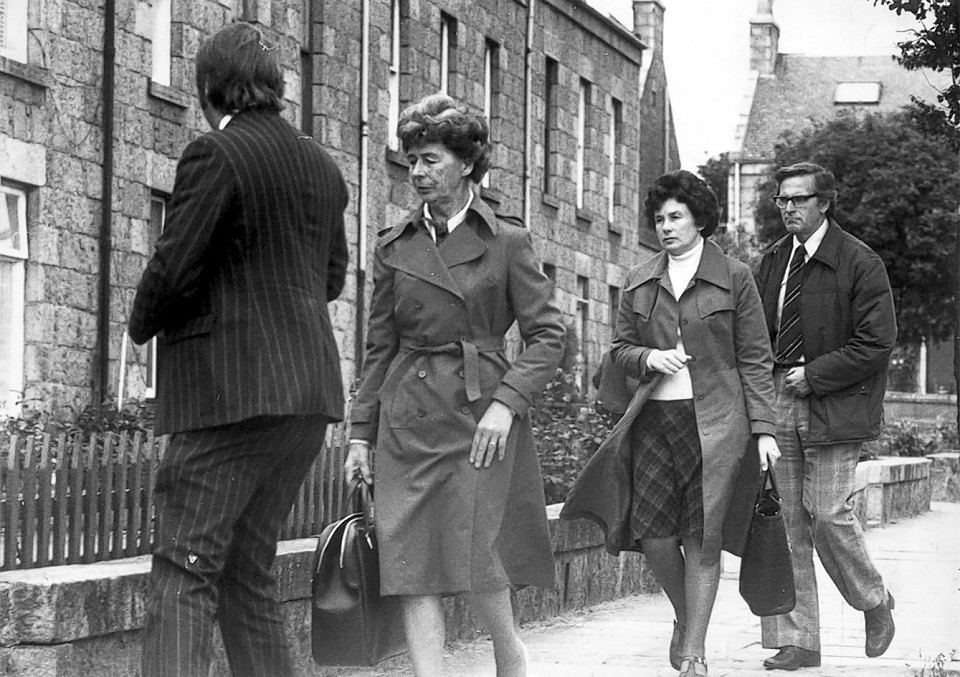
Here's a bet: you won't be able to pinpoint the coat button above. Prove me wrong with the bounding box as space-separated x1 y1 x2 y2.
702 431 710 436
414 300 423 309
697 394 704 401
417 408 426 417
418 370 427 379
460 406 471 415
457 369 465 378
683 319 689 325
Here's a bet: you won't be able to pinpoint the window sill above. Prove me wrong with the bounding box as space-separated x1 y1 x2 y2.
148 80 191 109
480 186 506 206
385 147 408 168
0 57 51 89
576 207 601 226
541 193 560 209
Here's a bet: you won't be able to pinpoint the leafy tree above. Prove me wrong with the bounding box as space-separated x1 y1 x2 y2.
753 108 959 346
697 153 732 223
872 0 959 126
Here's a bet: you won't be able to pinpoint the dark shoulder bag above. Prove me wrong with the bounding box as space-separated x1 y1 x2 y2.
739 466 797 617
311 480 406 666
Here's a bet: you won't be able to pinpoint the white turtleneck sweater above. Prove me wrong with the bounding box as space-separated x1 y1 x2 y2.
650 237 703 401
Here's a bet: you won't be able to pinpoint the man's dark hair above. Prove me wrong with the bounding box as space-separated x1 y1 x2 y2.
196 22 284 114
774 161 838 217
397 94 492 183
644 169 721 237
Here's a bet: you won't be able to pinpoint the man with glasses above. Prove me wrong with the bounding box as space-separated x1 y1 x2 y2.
754 162 897 671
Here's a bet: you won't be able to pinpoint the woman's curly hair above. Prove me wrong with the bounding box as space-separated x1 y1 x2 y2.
397 94 492 183
644 169 721 237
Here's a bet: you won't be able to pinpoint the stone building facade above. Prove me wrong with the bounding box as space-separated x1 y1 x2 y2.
0 0 679 418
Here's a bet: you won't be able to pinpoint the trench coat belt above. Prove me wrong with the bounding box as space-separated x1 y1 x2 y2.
392 336 506 403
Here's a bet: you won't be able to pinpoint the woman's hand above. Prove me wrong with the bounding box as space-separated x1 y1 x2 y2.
645 348 694 375
470 401 515 469
344 441 374 484
756 433 781 472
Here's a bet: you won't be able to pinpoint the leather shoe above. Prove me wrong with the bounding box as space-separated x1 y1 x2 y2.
669 620 685 670
865 589 895 657
763 646 821 671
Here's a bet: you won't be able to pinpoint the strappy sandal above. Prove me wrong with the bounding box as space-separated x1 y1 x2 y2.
679 655 707 677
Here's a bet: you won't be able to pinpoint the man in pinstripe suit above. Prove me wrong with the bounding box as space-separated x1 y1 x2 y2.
129 22 348 677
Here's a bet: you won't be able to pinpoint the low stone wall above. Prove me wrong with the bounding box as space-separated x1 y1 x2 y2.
853 456 932 528
927 451 960 502
0 509 658 677
884 392 957 423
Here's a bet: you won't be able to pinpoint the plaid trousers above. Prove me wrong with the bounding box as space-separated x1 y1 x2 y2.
760 369 886 652
141 414 328 677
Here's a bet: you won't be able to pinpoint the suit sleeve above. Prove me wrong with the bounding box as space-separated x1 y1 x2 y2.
128 137 234 344
326 172 349 302
805 255 897 395
349 243 399 442
492 229 566 417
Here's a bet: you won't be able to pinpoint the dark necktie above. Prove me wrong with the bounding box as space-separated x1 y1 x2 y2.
423 217 449 246
776 245 806 364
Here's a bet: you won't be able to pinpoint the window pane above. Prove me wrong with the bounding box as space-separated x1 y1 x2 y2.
0 259 24 411
0 187 26 255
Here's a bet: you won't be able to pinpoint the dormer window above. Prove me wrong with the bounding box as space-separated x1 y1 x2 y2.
834 82 881 105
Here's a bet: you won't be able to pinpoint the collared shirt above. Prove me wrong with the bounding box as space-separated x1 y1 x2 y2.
422 189 474 243
775 218 828 348
219 114 235 130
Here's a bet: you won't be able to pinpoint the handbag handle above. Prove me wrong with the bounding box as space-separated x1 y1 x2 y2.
346 478 375 530
760 465 781 496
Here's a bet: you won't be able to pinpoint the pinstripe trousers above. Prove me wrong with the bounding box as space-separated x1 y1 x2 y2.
141 414 329 677
761 369 886 652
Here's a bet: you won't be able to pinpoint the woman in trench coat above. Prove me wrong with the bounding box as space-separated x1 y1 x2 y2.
563 170 780 677
344 94 565 677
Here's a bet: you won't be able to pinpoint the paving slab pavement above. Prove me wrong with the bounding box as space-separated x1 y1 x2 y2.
323 502 960 676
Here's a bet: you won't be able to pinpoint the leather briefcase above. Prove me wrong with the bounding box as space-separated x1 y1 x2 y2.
311 480 405 666
739 466 797 617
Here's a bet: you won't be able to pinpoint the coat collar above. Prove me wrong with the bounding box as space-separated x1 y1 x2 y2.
380 194 500 248
624 239 732 292
768 219 842 271
379 196 501 299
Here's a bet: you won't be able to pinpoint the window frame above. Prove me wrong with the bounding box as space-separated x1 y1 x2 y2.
143 194 167 400
0 0 29 62
439 12 457 95
387 0 402 150
151 0 172 86
543 58 559 195
482 38 500 187
606 95 622 222
576 78 591 210
0 183 28 414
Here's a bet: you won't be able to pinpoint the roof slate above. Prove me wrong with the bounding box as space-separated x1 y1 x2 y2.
740 54 952 161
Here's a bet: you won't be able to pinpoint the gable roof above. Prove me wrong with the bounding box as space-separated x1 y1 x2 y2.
739 54 951 162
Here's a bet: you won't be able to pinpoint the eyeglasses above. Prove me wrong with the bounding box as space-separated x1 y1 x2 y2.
772 194 818 209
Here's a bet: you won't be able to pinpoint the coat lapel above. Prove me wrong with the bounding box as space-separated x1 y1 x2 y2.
382 211 465 300
441 213 488 268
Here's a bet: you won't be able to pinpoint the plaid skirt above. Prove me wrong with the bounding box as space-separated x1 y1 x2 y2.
630 399 704 542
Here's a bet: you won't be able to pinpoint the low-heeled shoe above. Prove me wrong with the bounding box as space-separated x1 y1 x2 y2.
763 646 822 671
865 589 896 658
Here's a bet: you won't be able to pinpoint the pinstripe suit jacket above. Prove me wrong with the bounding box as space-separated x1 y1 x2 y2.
129 110 348 435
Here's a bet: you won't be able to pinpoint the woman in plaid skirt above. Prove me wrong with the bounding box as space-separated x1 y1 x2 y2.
568 170 781 677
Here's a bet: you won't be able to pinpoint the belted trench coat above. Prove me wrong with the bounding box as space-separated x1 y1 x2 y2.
563 240 776 563
350 198 565 596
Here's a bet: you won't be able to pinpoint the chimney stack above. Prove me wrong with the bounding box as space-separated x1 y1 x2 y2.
749 0 779 76
633 0 665 60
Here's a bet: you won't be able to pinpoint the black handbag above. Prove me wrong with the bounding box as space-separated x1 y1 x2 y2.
311 480 406 666
739 466 797 617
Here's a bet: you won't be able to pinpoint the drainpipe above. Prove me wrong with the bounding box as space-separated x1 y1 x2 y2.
522 0 536 227
733 160 741 225
356 0 370 378
96 0 116 406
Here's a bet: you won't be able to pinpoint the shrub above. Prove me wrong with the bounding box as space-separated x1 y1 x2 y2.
530 368 613 505
880 417 959 457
